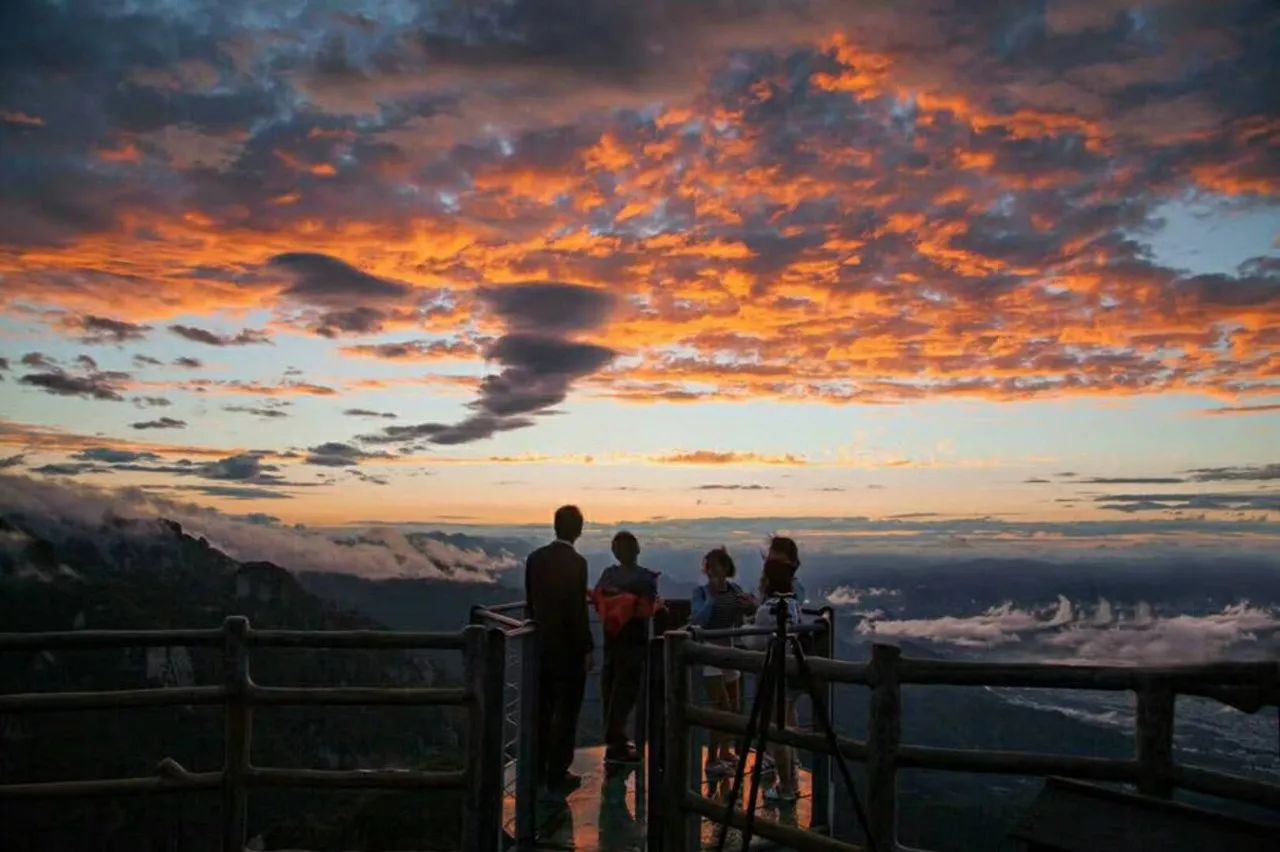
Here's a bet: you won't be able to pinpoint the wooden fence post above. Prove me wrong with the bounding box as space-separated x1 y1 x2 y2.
810 607 836 835
221 616 251 852
866 643 901 852
515 623 540 850
646 634 666 850
663 631 697 852
1136 679 1175 798
462 625 506 852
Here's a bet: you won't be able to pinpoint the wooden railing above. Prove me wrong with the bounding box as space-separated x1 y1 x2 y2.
661 631 1280 852
0 616 509 852
469 603 540 850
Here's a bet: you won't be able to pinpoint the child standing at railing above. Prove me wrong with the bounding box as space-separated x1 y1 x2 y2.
691 547 757 776
742 558 803 802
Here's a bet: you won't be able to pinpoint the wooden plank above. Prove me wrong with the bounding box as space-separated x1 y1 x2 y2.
0 685 225 713
245 627 466 649
662 630 696 852
0 774 221 798
684 792 863 852
866 643 900 852
461 625 505 852
1136 680 1175 798
896 658 1276 690
682 642 871 684
897 745 1139 780
221 616 251 852
0 628 223 650
1173 765 1280 810
246 685 466 706
515 625 540 851
685 704 869 761
245 767 465 790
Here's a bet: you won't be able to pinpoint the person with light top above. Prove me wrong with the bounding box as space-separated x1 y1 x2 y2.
742 557 804 802
690 546 757 776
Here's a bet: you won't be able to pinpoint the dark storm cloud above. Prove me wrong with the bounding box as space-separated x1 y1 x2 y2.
131 417 187 430
19 369 128 401
362 414 536 446
182 485 295 501
361 283 615 445
271 252 411 303
1185 464 1280 482
304 442 388 467
223 404 291 419
73 448 160 464
478 283 615 334
132 396 171 408
343 408 397 419
0 358 8 372
266 253 419 337
0 454 25 470
1096 492 1280 513
169 325 272 347
65 315 152 344
342 338 482 360
695 484 772 491
1080 477 1187 485
199 453 282 483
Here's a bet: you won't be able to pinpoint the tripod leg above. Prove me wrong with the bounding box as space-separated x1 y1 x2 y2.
788 637 880 852
715 640 774 852
737 652 773 844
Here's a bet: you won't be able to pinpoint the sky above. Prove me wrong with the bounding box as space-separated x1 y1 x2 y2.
0 0 1277 541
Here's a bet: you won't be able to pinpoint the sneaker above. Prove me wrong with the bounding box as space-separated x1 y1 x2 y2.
605 744 641 764
764 786 799 803
705 759 734 777
549 772 583 794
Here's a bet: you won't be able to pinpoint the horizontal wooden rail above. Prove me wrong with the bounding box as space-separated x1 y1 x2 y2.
895 658 1278 690
470 608 526 630
897 744 1139 781
245 627 466 649
682 642 1279 695
683 641 869 683
0 685 226 713
245 767 466 790
685 705 869 761
0 628 224 650
246 685 467 707
684 792 862 852
690 622 826 640
1174 765 1280 810
0 759 221 798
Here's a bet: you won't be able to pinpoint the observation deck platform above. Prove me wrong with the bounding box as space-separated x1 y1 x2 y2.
514 745 815 850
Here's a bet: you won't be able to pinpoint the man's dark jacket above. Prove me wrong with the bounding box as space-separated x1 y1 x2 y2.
525 541 594 673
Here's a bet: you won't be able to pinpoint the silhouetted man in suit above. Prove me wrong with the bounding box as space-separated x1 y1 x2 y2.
525 504 594 794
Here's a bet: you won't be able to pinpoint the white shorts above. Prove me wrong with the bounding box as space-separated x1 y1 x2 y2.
703 666 740 682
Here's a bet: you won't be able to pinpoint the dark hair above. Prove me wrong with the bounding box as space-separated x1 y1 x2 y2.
703 546 736 578
611 531 639 562
762 559 795 596
554 505 584 541
769 536 800 566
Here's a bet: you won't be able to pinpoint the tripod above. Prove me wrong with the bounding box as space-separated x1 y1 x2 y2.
709 598 877 852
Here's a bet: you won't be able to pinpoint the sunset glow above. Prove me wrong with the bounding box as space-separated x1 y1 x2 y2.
1 0 1276 537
